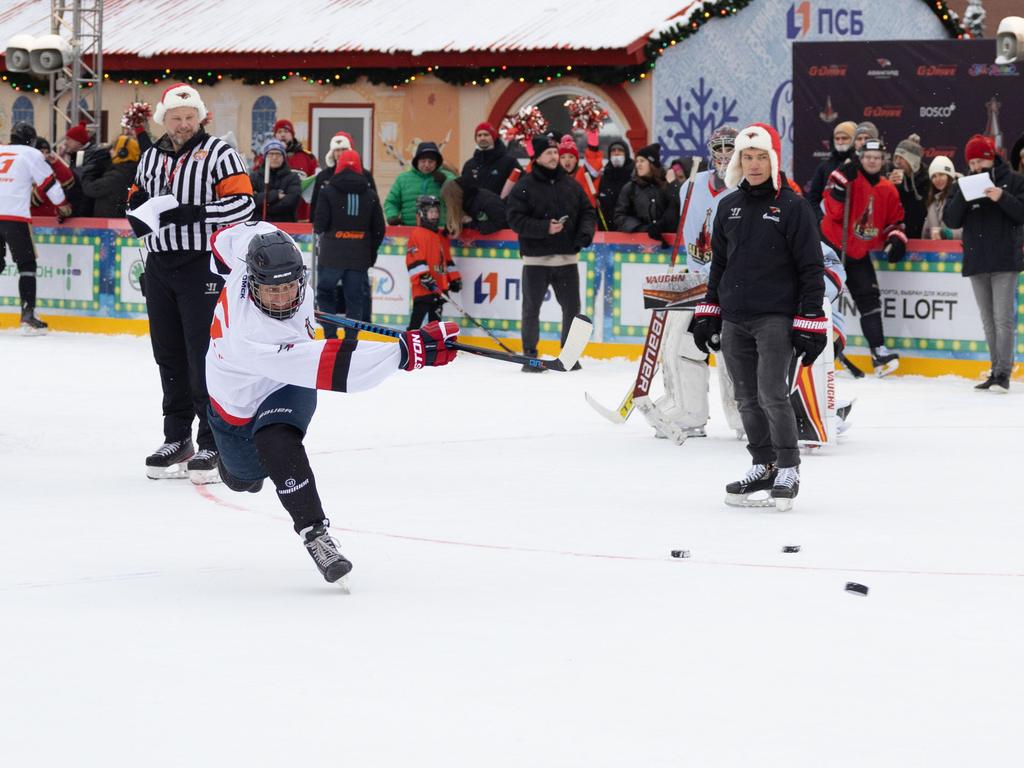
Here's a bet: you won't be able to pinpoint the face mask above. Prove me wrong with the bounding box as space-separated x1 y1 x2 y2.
610 156 625 168
834 142 851 153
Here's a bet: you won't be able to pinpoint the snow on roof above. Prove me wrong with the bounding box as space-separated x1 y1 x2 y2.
1 0 699 58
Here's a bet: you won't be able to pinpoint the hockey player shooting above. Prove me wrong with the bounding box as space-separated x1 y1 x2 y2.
205 221 458 586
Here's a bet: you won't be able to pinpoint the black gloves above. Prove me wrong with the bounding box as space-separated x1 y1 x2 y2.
387 216 403 226
647 222 670 249
792 311 828 366
159 204 204 228
692 303 722 353
127 188 150 211
448 278 462 294
885 235 907 264
572 234 593 254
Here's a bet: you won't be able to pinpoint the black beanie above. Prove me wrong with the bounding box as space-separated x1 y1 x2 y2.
531 134 559 158
635 143 661 167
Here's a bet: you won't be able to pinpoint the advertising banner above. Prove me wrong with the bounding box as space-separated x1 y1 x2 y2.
793 39 1023 187
1 235 100 311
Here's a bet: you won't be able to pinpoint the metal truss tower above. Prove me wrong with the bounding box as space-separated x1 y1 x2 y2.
48 0 103 143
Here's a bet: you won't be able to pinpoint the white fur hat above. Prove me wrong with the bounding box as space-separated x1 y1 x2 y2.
324 132 354 168
153 83 207 126
724 123 782 192
928 155 956 178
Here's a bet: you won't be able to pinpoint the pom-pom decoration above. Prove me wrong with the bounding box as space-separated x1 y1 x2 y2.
564 96 609 133
120 102 152 131
499 106 549 146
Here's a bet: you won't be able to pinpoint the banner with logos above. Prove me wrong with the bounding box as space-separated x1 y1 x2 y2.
793 39 1022 186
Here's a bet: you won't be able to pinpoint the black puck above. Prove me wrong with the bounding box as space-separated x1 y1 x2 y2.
845 582 868 596
671 550 690 559
782 545 801 553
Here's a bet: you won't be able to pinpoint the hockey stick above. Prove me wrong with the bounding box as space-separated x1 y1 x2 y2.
314 310 593 372
443 294 516 354
837 351 866 379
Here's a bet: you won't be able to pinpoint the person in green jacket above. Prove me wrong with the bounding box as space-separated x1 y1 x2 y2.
384 141 455 225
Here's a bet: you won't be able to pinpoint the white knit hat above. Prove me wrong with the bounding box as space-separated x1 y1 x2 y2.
324 132 353 168
928 155 956 178
153 83 207 126
724 123 782 192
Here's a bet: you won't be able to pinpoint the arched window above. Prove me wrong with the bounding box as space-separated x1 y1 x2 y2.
251 96 277 154
12 96 34 126
514 87 625 159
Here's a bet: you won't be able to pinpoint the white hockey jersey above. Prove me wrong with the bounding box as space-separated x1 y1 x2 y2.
676 170 731 274
0 144 67 222
206 221 401 424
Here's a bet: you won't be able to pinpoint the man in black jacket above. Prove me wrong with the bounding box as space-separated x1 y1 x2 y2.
250 139 301 222
692 124 825 510
596 139 634 232
943 134 1024 393
506 134 597 371
805 120 855 221
461 122 520 196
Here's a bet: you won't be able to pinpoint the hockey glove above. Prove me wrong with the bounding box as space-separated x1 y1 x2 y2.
572 233 592 254
792 312 828 366
126 187 150 211
692 303 722 354
159 204 204 228
399 321 459 370
419 272 438 293
448 278 462 294
387 216 403 226
647 222 670 249
885 235 907 264
827 160 858 202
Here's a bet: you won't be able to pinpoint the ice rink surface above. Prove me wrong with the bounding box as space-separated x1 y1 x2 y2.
2 331 1022 767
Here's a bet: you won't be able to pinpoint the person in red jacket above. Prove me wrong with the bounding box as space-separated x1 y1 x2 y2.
30 137 77 217
405 195 462 330
557 133 603 219
821 138 907 376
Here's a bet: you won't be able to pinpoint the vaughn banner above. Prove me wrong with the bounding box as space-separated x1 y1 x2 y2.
792 39 1022 187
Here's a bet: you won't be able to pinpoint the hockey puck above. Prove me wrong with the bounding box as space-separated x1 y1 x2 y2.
845 582 868 596
782 545 801 553
671 550 690 559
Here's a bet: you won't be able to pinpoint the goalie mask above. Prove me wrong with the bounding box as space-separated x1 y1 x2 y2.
707 126 738 180
416 194 442 232
246 230 306 320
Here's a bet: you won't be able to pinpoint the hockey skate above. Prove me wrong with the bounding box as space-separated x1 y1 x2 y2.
725 463 777 508
302 523 353 588
870 346 900 378
20 310 48 336
187 448 223 485
145 439 195 480
771 466 800 512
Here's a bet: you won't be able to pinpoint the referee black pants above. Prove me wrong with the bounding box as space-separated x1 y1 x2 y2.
145 253 223 449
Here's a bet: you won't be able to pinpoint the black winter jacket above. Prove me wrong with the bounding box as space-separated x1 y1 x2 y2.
596 141 634 231
707 173 825 322
313 168 386 271
250 164 301 222
943 156 1024 277
461 140 520 196
806 146 854 221
80 160 137 218
613 176 674 232
506 164 597 257
310 164 377 222
460 185 508 235
894 165 930 245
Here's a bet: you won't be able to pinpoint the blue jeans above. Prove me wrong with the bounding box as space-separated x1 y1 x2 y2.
721 316 800 468
316 267 369 339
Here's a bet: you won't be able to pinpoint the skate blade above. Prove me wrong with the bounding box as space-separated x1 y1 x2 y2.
189 468 223 485
21 325 48 337
333 574 351 594
146 463 191 480
774 498 795 512
875 360 899 378
724 492 775 508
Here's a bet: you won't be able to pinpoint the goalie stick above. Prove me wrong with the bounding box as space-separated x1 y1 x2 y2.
314 310 593 372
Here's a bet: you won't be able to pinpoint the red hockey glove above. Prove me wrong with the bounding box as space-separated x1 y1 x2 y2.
399 321 459 370
792 312 828 366
691 303 722 353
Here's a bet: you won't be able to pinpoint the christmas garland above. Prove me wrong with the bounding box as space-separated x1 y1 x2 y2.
2 0 969 95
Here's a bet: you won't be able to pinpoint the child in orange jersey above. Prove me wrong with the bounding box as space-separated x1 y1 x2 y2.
405 195 462 330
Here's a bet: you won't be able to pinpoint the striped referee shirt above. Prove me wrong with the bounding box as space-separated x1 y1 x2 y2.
132 128 254 254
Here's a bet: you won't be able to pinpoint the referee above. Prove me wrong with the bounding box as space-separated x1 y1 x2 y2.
128 84 254 483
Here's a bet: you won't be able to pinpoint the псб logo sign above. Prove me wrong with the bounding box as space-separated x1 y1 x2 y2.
920 102 956 118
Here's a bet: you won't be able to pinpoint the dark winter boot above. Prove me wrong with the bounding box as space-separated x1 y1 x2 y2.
990 373 1010 394
301 523 353 584
145 439 195 480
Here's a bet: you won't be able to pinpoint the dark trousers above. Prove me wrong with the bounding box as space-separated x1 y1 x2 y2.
145 254 223 448
721 316 800 469
845 256 885 349
521 263 580 355
408 294 445 330
316 267 369 339
0 220 38 312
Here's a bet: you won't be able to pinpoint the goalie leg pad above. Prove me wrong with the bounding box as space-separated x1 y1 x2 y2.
656 309 710 430
715 355 745 433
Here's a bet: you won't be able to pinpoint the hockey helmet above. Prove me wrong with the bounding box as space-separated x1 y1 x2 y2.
707 126 738 180
246 229 306 319
859 138 886 155
10 121 37 147
416 194 442 231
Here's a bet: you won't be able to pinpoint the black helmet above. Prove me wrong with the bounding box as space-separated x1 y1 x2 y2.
246 229 306 319
416 194 441 231
10 121 37 147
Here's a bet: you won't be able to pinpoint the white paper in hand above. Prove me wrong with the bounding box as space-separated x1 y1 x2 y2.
127 195 179 236
957 172 994 202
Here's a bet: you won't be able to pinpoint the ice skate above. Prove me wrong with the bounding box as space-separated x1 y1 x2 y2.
20 309 48 336
724 463 777 508
302 523 353 587
871 346 899 378
145 439 195 480
771 466 800 512
187 448 223 485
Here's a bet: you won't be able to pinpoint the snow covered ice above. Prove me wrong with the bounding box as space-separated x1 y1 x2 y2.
2 330 1023 766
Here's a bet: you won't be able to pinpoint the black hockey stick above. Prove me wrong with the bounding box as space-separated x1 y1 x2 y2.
313 310 594 372
837 351 866 379
443 294 516 354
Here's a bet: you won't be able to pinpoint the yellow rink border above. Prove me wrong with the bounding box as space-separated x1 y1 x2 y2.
2 312 1019 381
